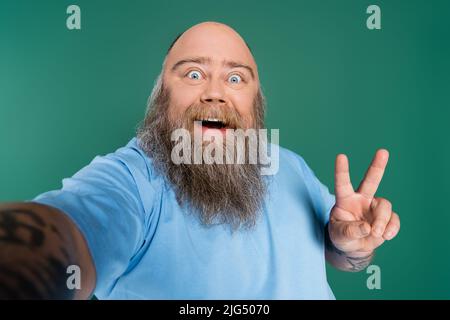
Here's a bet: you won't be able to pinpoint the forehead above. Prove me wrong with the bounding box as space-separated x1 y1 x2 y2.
164 24 258 75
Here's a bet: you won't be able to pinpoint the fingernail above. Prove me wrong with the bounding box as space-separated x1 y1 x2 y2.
385 231 393 240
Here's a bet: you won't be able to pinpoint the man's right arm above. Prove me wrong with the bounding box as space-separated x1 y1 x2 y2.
0 202 96 299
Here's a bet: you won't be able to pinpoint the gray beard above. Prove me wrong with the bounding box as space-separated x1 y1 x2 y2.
137 84 267 230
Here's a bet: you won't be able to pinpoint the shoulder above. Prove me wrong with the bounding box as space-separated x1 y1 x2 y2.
272 145 326 198
89 137 158 183
62 137 163 210
273 146 335 225
276 145 312 178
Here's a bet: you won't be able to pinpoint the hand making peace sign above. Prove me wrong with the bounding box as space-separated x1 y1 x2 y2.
328 149 401 255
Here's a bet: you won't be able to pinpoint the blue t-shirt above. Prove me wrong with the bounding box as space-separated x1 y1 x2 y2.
33 138 336 299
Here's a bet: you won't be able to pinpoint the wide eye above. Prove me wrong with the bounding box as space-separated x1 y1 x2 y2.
187 70 203 80
228 74 242 84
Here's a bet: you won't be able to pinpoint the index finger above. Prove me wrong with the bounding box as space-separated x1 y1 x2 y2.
335 153 355 200
357 149 389 199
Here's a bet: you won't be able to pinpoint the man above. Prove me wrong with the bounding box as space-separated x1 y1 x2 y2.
0 21 400 299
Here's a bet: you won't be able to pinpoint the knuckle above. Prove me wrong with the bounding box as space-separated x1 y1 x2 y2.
375 211 391 223
379 198 391 209
343 224 354 238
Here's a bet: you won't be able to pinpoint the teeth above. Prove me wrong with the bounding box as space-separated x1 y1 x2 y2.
203 118 221 122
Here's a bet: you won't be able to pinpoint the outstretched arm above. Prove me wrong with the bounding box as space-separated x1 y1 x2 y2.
0 202 96 299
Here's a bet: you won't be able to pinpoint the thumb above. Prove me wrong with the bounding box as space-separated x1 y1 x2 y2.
330 220 371 242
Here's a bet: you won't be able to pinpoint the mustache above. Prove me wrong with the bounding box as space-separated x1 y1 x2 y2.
178 103 246 130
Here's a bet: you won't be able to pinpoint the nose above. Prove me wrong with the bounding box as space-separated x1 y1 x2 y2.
200 78 227 106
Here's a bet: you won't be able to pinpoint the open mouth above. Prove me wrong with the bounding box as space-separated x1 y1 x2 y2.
198 118 227 130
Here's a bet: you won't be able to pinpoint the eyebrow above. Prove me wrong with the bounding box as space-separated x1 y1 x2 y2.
171 56 255 79
223 60 255 79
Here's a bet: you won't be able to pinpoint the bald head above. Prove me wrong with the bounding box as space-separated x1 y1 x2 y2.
164 22 258 82
159 21 261 129
167 22 253 54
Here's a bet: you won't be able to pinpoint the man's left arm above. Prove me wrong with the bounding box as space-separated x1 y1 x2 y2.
324 149 401 272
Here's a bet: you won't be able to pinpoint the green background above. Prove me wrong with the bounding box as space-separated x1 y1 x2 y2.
1 0 449 299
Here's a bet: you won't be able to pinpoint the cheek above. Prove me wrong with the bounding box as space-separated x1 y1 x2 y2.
167 83 201 119
230 92 257 126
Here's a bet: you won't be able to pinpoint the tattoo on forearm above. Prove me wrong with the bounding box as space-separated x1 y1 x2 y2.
345 253 374 272
0 208 75 299
324 223 374 272
0 209 46 247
